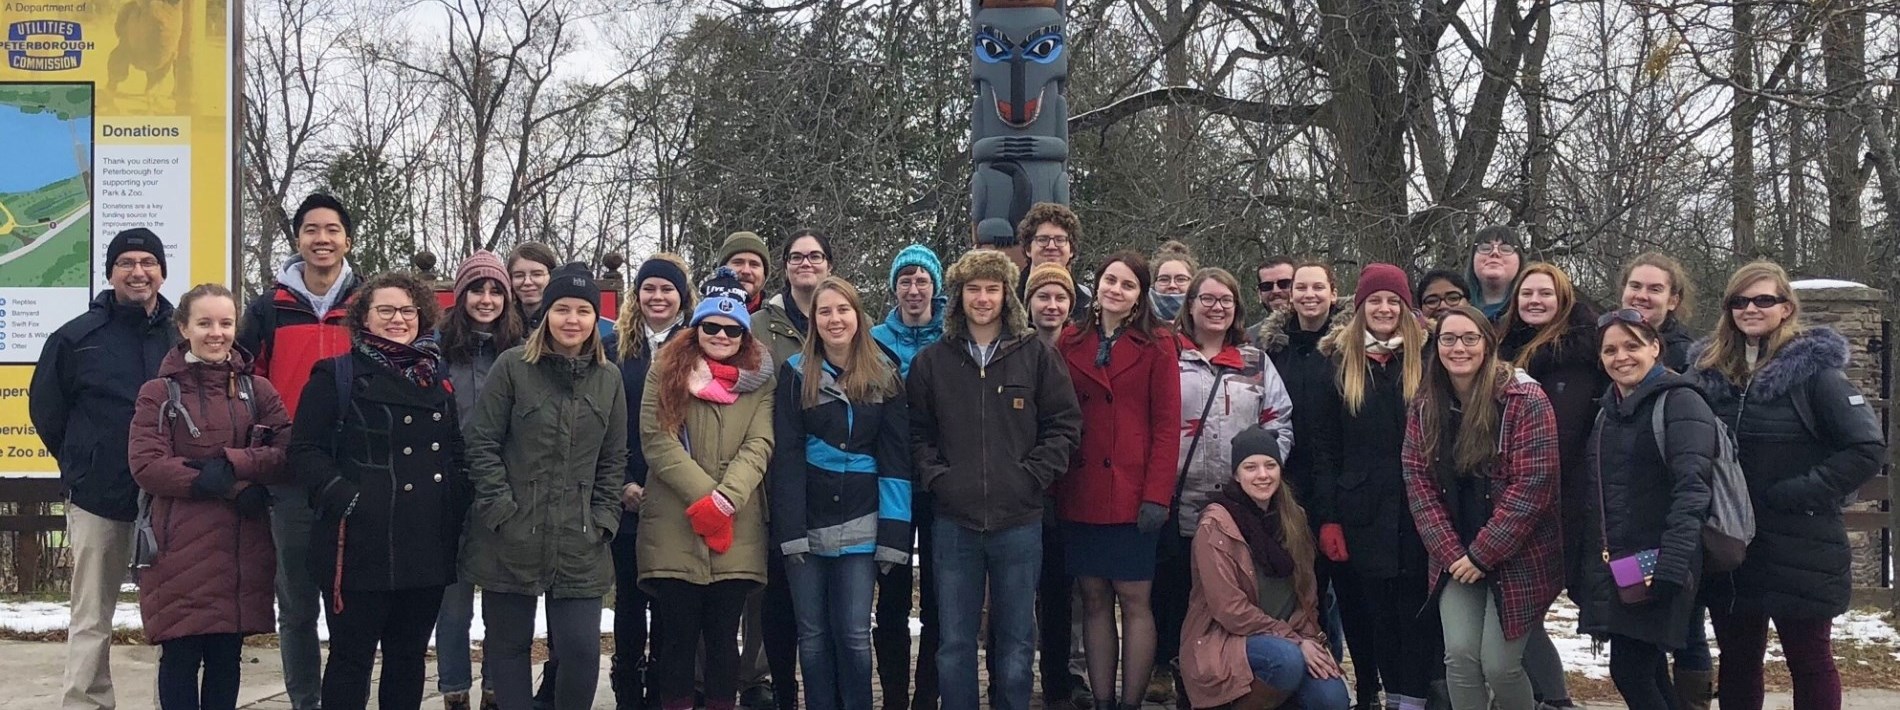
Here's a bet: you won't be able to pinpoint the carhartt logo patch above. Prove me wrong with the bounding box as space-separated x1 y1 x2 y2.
1848 394 1866 406
1012 397 1025 410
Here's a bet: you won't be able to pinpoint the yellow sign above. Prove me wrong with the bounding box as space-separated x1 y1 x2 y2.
0 0 235 476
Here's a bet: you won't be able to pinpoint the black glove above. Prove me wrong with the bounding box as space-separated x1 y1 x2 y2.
1649 579 1682 603
316 478 361 519
189 456 238 499
1136 501 1169 535
234 485 272 519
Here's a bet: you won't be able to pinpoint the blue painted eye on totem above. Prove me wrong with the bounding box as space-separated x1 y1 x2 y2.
1023 27 1064 64
974 28 1011 63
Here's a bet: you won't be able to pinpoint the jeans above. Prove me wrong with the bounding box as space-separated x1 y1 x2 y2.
787 554 878 710
63 505 134 710
320 585 444 710
483 591 603 710
932 518 1041 710
1710 609 1840 710
1244 635 1353 710
651 579 759 709
1523 623 1571 703
1609 635 1676 710
912 497 940 708
1438 581 1530 710
1672 605 1712 673
270 486 323 710
612 512 653 707
157 633 242 710
436 582 477 694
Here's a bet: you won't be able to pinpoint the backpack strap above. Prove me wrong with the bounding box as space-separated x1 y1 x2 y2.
333 354 354 433
1650 390 1669 457
236 373 258 422
160 377 200 439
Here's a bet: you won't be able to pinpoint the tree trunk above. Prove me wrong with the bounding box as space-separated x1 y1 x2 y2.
1730 0 1758 261
1820 3 1867 279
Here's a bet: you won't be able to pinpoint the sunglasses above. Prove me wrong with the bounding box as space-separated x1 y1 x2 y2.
1725 294 1787 311
698 322 746 338
1596 308 1650 329
1257 279 1294 292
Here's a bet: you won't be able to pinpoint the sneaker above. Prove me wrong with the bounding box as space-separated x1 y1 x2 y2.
480 690 499 710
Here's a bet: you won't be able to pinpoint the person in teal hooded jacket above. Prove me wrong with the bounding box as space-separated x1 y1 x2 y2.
867 242 944 706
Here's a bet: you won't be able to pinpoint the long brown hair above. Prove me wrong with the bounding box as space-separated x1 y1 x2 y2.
1418 305 1510 480
1497 262 1581 369
652 320 764 436
1072 250 1163 340
1695 260 1802 385
439 276 525 365
799 277 897 408
1270 479 1317 607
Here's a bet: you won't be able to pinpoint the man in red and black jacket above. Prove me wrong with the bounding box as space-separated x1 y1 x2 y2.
236 192 362 710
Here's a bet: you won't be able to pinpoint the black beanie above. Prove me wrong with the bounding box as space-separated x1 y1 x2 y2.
294 193 355 237
105 228 167 276
1230 426 1283 473
633 258 691 304
539 262 601 317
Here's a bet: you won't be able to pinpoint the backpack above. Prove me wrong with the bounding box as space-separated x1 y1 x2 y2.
132 374 258 572
1649 391 1754 573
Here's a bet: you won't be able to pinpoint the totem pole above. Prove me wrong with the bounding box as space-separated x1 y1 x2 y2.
969 0 1070 261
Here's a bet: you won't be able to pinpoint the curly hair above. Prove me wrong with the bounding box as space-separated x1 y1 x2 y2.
347 271 443 335
1014 202 1082 252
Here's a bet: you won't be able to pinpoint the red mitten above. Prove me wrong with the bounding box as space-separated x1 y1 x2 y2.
686 493 736 551
1319 523 1350 563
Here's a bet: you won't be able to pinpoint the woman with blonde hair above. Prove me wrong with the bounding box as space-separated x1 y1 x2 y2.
1687 261 1884 710
1314 263 1434 710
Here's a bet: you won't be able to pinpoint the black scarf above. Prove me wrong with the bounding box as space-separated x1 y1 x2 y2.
354 331 442 388
1210 484 1294 578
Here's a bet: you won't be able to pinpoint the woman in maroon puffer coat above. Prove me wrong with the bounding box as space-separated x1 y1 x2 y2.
129 284 293 710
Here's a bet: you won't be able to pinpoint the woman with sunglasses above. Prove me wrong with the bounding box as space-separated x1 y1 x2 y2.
1687 261 1884 710
1403 305 1563 710
1578 309 1715 710
640 267 778 710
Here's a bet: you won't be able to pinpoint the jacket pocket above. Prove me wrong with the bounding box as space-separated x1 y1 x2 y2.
1335 468 1376 526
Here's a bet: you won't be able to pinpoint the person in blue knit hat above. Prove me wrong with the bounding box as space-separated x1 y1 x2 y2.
871 244 946 378
694 267 754 332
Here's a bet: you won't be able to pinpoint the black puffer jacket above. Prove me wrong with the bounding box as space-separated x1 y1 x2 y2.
1577 370 1714 649
1323 342 1427 580
1657 316 1695 373
1688 328 1886 619
1259 307 1344 527
1500 307 1609 595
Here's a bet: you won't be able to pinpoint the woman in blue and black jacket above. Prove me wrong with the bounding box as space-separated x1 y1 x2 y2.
769 276 913 710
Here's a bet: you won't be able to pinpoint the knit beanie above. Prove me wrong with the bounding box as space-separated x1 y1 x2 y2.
539 262 601 316
105 228 167 276
1230 425 1283 472
293 193 354 237
888 244 944 293
716 231 773 278
1353 263 1415 311
1023 262 1075 300
691 267 753 331
453 250 508 296
633 257 691 301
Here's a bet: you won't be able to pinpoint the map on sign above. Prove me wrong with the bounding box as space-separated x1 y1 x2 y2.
0 84 92 289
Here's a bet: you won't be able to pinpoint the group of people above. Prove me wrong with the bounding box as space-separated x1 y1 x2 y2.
31 194 1885 710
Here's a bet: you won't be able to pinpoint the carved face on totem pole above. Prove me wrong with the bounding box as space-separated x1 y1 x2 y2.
970 0 1071 256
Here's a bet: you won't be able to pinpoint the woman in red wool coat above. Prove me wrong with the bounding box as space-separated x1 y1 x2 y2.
1055 250 1183 710
128 284 293 710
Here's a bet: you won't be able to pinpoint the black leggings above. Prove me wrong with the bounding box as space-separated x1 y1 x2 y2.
320 586 444 710
1357 574 1440 704
158 633 243 710
874 553 915 708
651 579 760 707
1610 635 1678 710
612 512 654 704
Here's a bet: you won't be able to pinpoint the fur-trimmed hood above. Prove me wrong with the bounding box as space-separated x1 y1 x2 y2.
1687 326 1850 401
1254 304 1347 354
942 250 1030 341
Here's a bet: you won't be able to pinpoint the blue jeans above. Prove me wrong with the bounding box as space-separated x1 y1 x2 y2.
932 518 1041 710
269 485 323 710
786 553 878 710
435 581 476 694
1245 635 1352 710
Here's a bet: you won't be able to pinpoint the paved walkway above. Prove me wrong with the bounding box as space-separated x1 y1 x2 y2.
5 640 1896 709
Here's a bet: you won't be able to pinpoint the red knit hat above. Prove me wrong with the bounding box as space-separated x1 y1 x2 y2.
1353 263 1415 311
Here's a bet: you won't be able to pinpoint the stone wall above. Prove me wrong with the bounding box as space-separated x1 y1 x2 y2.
1794 285 1891 594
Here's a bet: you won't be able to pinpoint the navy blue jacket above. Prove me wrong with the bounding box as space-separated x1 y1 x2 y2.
768 354 913 565
30 290 177 521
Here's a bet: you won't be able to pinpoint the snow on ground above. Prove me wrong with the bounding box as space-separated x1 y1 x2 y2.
1545 599 1900 678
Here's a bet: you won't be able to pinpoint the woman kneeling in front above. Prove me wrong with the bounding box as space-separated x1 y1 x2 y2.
1181 427 1348 710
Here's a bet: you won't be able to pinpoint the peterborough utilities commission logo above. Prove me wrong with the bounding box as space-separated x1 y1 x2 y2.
4 20 95 72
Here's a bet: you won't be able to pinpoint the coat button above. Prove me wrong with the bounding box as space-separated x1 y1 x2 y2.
431 442 441 451
403 483 414 492
1103 459 1112 468
433 473 443 482
1106 394 1115 403
403 415 413 424
433 412 443 421
402 446 413 455
832 495 841 502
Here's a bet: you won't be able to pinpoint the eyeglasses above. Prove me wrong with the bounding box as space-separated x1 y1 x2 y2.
787 251 828 266
698 322 746 338
1031 236 1070 248
1596 308 1650 329
1421 292 1466 308
371 305 421 320
1436 332 1484 348
1156 275 1192 287
1194 294 1237 309
1725 294 1787 311
1475 243 1518 256
113 258 161 272
1257 279 1293 293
